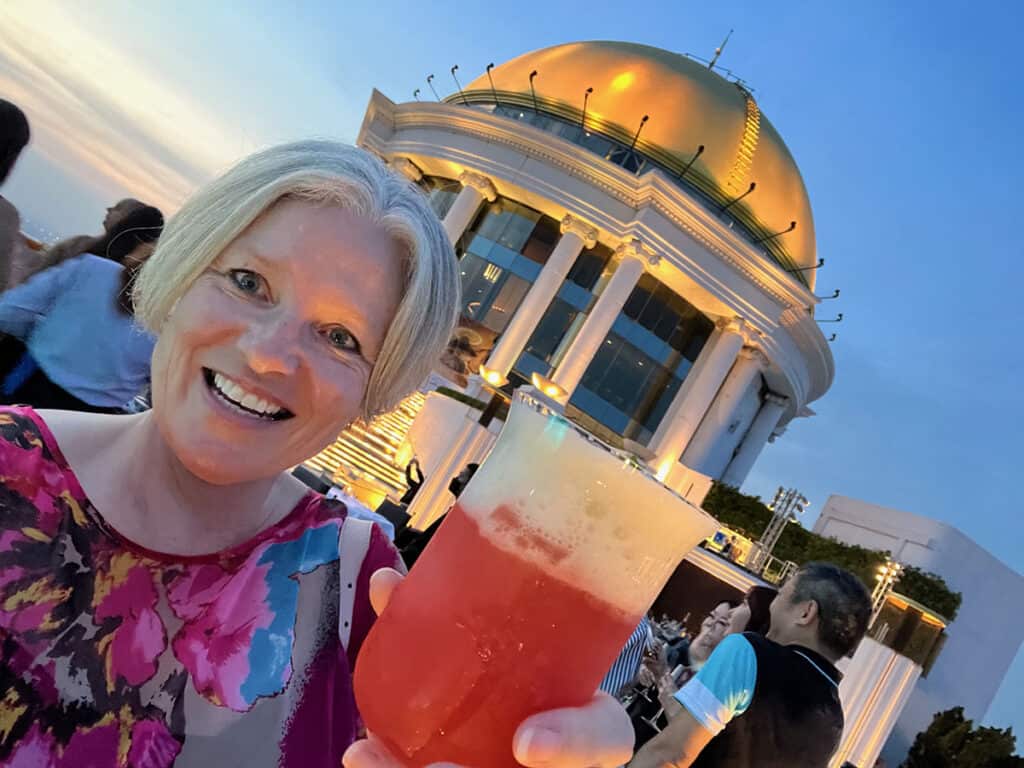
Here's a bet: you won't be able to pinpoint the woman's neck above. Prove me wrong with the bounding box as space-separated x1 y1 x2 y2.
66 411 305 556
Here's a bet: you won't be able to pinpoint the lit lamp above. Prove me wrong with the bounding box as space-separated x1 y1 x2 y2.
479 365 508 388
530 371 568 401
871 559 904 623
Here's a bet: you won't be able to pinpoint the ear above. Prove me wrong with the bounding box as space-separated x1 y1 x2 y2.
795 599 819 627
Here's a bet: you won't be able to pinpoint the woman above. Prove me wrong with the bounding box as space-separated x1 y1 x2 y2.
0 141 631 768
36 197 150 272
725 584 778 637
0 205 164 411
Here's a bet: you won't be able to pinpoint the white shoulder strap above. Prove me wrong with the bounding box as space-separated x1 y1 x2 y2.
338 515 375 650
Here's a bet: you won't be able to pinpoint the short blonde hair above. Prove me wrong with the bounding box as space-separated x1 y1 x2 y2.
134 140 460 417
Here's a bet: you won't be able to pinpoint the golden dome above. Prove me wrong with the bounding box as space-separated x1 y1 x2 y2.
459 41 817 284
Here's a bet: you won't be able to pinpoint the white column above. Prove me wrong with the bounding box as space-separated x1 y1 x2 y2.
648 318 747 480
720 392 789 487
550 239 656 397
484 215 599 379
681 346 765 474
442 170 497 243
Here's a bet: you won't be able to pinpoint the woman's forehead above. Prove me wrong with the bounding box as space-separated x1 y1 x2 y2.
223 202 403 296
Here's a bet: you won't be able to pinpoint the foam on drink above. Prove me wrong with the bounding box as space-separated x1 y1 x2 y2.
457 394 718 617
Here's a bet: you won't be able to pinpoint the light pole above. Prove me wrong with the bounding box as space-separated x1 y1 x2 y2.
871 559 904 623
748 487 808 575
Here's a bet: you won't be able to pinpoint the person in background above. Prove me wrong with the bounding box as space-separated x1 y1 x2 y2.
0 205 163 411
399 457 424 504
600 616 655 697
627 601 737 749
655 586 779 721
725 585 777 637
0 98 31 291
666 600 737 674
37 197 149 272
629 563 871 768
397 462 479 566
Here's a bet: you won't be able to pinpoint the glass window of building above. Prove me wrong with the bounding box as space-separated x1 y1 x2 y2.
419 176 461 219
455 198 560 336
567 275 714 445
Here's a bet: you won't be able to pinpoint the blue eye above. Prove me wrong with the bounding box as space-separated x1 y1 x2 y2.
229 269 268 298
323 325 361 354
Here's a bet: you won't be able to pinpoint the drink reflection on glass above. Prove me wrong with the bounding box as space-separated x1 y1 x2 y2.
354 390 718 767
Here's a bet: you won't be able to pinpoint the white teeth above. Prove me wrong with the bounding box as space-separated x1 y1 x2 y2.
209 371 284 418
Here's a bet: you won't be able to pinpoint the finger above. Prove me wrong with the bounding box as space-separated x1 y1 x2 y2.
513 692 634 768
341 738 396 768
368 568 404 616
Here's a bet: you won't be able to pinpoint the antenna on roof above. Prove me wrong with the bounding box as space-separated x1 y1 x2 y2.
708 29 734 70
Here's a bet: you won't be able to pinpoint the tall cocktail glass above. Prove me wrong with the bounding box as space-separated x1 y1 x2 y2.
354 390 717 767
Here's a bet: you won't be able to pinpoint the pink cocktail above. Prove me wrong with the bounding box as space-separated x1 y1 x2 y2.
354 390 717 767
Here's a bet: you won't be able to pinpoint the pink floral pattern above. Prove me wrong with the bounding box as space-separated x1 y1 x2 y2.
0 407 398 767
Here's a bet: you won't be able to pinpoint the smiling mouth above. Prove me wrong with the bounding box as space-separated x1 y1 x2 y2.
202 368 294 421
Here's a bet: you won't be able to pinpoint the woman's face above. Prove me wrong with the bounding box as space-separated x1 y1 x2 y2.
727 599 751 635
690 602 734 663
149 199 404 485
104 199 140 231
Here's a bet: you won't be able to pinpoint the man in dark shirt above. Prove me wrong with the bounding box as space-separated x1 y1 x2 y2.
629 562 871 768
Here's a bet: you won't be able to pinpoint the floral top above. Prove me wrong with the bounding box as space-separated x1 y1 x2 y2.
0 406 400 767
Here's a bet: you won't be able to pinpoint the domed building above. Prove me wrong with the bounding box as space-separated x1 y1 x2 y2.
351 41 833 506
350 40 832 508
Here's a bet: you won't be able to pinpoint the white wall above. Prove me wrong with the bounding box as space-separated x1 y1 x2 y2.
813 495 1024 765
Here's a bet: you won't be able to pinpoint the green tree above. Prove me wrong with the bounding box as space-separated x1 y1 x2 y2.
901 707 1021 767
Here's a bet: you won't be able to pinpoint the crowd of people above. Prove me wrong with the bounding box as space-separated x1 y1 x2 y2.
0 99 164 413
0 94 876 767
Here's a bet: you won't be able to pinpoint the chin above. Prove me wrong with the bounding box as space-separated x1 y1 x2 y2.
181 451 281 486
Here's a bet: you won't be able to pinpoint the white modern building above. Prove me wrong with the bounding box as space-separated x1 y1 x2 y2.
814 495 1024 766
350 40 833 516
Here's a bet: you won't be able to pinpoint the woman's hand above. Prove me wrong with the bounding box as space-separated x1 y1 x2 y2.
342 569 635 768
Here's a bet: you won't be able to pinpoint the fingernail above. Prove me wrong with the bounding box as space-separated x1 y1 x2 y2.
514 727 562 763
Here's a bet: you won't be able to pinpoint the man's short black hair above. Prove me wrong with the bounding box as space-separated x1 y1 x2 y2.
790 562 871 659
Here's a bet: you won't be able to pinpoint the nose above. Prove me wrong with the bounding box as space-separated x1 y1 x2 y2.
238 314 302 376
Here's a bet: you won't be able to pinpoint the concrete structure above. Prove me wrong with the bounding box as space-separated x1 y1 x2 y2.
832 638 923 768
814 495 1024 765
356 41 834 512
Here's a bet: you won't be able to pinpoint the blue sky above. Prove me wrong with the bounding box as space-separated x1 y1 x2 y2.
2 0 1022 739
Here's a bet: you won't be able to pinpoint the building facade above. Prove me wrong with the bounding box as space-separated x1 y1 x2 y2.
814 495 1024 765
356 41 833 505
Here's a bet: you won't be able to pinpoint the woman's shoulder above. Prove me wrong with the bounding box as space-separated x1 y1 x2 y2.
0 406 81 495
2 407 127 482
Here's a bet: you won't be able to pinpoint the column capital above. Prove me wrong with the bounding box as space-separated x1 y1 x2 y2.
458 170 498 202
764 392 789 408
560 214 599 249
390 156 422 182
715 316 747 337
615 237 660 267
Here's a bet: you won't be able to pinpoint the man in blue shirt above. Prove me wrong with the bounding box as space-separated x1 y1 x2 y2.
628 562 871 768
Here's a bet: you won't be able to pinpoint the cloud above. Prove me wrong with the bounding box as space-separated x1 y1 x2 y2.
0 3 255 213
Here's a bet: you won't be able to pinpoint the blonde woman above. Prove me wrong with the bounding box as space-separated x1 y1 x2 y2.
0 141 632 768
